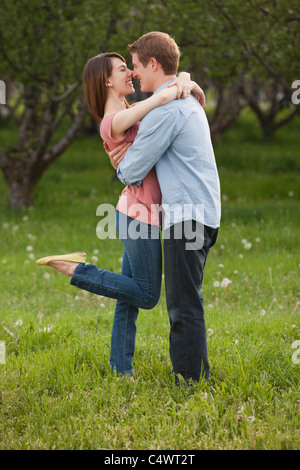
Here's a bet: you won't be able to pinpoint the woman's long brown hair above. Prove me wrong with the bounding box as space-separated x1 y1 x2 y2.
83 52 129 123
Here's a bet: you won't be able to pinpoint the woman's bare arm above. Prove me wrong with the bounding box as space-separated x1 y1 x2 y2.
111 71 202 139
111 86 178 139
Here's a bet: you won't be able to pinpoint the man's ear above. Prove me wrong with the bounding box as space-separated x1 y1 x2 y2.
149 58 159 71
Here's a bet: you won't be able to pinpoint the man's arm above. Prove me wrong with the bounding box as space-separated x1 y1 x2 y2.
116 106 179 186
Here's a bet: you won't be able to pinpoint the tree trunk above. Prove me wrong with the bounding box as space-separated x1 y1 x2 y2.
8 180 35 210
0 98 87 210
208 77 247 144
1 157 36 209
241 80 300 140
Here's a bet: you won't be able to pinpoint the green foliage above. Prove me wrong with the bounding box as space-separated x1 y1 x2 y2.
131 0 300 84
1 0 298 209
0 0 134 86
1 0 298 91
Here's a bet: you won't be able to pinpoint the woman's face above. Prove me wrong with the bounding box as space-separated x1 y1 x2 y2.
107 57 135 96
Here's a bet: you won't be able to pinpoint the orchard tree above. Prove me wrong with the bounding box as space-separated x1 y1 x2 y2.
137 0 300 140
0 0 132 209
211 0 300 138
1 0 299 211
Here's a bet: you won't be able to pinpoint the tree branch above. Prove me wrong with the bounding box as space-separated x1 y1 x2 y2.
0 149 9 168
51 82 79 102
212 0 289 87
31 100 59 164
42 98 87 165
274 106 300 130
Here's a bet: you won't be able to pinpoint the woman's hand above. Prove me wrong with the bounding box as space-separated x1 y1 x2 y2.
103 142 131 170
168 72 192 99
167 72 206 107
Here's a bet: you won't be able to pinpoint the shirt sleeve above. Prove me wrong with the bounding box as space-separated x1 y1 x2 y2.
117 106 179 186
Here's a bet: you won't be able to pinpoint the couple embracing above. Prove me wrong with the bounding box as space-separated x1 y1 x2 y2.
37 32 221 387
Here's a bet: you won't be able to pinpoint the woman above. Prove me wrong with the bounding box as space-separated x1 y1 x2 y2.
36 52 204 378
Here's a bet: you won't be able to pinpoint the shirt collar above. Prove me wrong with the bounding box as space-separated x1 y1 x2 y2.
154 79 176 94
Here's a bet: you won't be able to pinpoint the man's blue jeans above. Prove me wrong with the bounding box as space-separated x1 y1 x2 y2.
163 221 218 385
71 211 162 376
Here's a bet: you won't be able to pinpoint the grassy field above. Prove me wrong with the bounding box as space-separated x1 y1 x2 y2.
0 110 299 450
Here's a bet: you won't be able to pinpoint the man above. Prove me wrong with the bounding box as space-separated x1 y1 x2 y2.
109 32 221 385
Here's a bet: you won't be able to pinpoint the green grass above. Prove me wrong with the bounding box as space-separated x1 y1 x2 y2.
0 110 299 450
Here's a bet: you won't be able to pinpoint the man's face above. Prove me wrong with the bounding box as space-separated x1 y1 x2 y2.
131 53 155 93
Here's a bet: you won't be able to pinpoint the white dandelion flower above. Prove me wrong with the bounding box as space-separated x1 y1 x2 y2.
221 277 232 288
27 233 36 241
44 325 53 333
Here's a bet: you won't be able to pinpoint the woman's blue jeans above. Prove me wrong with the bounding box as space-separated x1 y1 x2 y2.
70 211 162 376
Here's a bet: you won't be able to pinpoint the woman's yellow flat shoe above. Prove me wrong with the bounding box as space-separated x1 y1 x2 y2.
36 251 87 266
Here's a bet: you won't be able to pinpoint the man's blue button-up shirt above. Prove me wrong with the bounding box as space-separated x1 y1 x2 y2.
117 80 221 230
